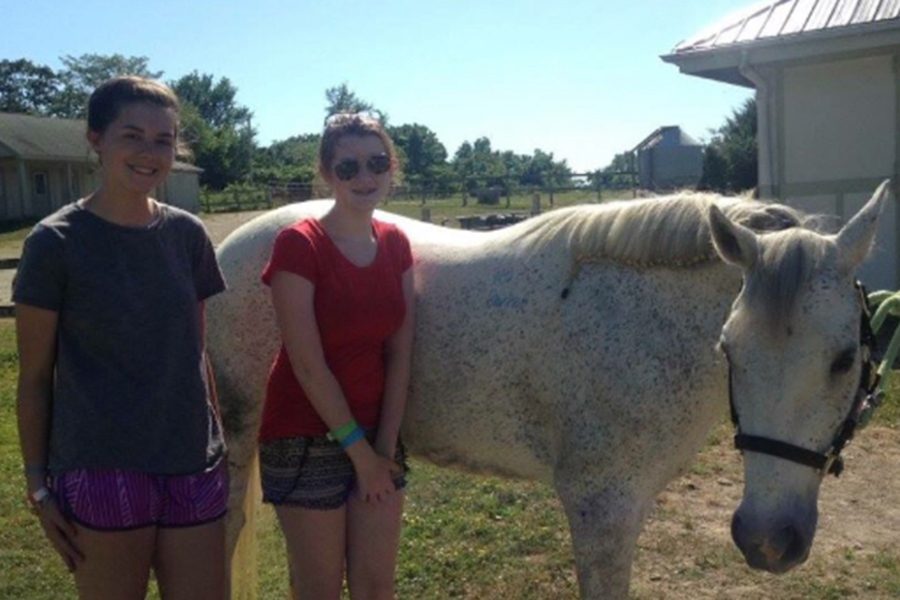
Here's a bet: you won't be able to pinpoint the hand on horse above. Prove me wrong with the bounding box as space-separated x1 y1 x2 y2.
352 450 403 504
35 497 83 572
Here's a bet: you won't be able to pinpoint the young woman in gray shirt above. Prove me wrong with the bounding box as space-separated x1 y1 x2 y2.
14 76 228 599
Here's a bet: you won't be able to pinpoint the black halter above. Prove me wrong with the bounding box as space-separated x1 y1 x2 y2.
727 281 884 477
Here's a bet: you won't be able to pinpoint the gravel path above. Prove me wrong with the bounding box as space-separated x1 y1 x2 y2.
202 209 270 245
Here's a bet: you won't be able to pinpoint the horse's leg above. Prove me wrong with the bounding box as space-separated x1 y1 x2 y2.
555 475 648 600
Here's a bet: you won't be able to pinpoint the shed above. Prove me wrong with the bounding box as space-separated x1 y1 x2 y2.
662 0 900 290
632 125 704 190
0 112 202 220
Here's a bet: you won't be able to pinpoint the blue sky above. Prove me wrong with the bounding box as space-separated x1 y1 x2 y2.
3 0 754 171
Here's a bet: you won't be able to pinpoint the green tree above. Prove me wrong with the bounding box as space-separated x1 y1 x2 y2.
172 72 251 128
423 163 460 196
700 98 757 193
0 59 60 115
54 54 163 118
451 139 572 200
450 138 508 202
171 72 255 189
387 123 447 180
521 149 571 187
595 151 637 187
324 82 386 123
253 133 321 184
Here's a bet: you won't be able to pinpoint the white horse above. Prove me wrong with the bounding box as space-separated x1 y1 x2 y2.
206 181 890 599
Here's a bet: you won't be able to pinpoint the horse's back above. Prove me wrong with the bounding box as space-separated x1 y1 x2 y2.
207 200 734 489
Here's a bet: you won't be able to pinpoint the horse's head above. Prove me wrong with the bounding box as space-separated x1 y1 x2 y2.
707 180 891 574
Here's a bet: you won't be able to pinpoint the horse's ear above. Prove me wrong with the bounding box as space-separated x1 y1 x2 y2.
834 179 891 274
708 204 759 269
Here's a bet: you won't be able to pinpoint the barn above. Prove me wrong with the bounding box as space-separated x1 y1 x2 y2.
663 0 900 290
632 125 704 190
0 112 202 221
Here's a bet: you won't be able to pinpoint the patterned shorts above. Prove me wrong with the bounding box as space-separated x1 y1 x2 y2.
259 434 408 510
50 460 228 531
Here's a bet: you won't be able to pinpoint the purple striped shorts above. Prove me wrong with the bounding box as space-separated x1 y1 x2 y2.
50 461 228 531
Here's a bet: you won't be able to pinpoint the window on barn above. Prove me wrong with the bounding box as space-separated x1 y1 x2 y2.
33 172 48 195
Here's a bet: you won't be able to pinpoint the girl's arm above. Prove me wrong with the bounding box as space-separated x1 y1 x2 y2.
16 304 83 570
375 269 415 459
270 271 400 503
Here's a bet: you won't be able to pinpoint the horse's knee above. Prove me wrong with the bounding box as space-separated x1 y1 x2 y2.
554 480 647 599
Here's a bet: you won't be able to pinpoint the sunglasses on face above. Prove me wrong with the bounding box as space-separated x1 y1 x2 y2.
333 154 391 181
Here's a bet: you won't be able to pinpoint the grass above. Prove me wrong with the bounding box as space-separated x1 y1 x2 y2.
379 188 627 224
2 193 900 598
199 186 633 221
0 320 76 599
2 307 897 600
0 219 36 258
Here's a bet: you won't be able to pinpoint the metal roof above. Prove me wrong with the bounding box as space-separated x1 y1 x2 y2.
672 0 900 55
0 112 200 172
633 126 702 152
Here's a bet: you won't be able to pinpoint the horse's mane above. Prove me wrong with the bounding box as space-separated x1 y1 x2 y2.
513 192 812 268
509 192 837 324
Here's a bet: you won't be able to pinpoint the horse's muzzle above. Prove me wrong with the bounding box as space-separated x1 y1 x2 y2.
730 506 816 573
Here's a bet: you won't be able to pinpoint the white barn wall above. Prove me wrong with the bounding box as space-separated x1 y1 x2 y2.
662 2 900 288
164 171 201 213
783 55 894 183
785 194 838 218
775 53 898 290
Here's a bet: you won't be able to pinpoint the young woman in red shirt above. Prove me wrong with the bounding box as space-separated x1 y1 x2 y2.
259 112 415 599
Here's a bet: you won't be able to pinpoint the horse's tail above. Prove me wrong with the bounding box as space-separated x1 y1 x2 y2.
213 364 265 599
230 454 260 599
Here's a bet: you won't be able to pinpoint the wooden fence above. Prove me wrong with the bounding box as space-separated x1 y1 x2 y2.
201 171 639 213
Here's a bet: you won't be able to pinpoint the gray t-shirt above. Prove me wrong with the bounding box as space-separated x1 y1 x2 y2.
14 202 227 475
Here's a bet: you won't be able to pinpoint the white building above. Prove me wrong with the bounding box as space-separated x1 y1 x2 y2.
0 112 202 220
663 0 900 290
633 126 704 191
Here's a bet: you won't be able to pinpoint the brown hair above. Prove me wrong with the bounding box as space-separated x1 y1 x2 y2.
318 112 398 180
87 76 188 157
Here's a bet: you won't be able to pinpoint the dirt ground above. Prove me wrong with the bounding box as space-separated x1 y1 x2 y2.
631 425 900 598
202 209 271 245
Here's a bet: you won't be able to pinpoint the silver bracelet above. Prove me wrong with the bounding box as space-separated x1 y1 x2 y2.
27 486 52 515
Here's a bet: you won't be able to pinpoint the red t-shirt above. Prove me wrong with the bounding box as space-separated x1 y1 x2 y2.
259 217 412 440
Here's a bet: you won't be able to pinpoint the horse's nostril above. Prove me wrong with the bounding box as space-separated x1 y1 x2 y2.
779 525 807 565
732 514 810 572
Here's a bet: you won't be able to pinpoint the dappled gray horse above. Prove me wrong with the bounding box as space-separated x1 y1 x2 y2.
207 181 889 598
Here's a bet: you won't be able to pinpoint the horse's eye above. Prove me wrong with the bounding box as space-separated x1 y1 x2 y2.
830 348 856 375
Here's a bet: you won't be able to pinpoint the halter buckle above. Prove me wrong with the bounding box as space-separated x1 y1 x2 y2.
822 453 843 477
856 390 885 429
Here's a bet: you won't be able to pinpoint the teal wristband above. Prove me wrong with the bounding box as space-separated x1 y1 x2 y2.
328 419 359 443
340 426 365 449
